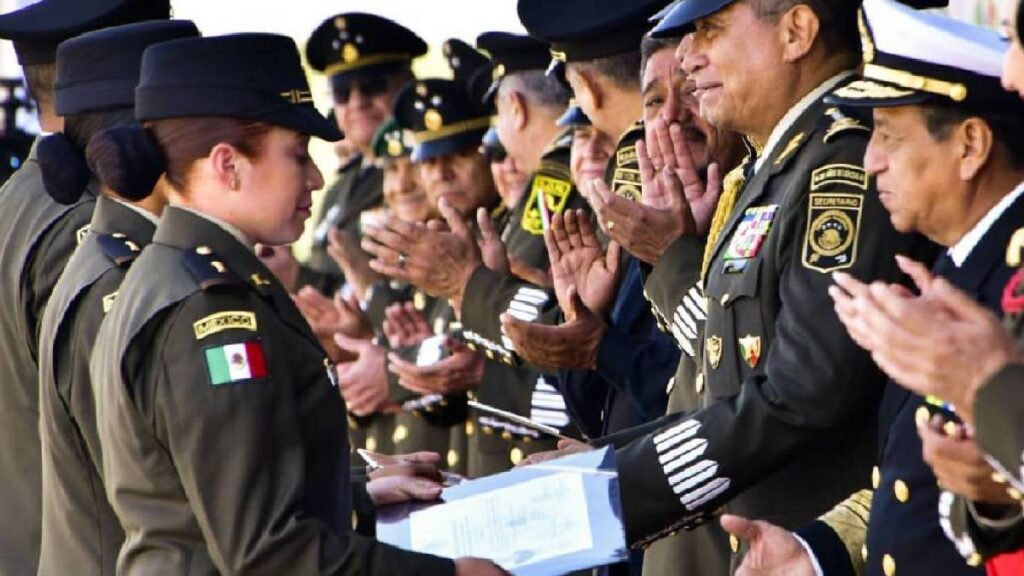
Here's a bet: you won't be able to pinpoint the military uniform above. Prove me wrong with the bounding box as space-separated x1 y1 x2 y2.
93 207 452 574
610 68 937 570
38 197 155 576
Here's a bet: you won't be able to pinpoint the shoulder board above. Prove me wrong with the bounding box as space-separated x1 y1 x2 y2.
821 106 872 144
97 233 142 267
183 245 245 291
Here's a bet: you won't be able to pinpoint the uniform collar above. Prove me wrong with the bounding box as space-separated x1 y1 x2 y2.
111 196 160 226
754 71 856 173
949 180 1024 267
173 204 253 250
90 195 157 244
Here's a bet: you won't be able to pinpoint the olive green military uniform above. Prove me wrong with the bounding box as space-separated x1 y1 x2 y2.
611 77 938 572
459 131 589 476
0 138 97 575
38 196 155 576
92 206 453 575
299 158 385 294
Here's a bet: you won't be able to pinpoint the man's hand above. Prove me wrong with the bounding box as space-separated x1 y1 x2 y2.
256 244 300 293
365 475 444 507
363 198 481 308
516 438 593 468
831 256 1022 424
500 287 606 372
547 210 621 316
327 228 381 300
643 116 722 232
454 558 510 576
389 338 485 395
334 333 396 417
919 415 1017 504
476 207 511 274
720 515 815 576
382 302 432 348
293 287 372 361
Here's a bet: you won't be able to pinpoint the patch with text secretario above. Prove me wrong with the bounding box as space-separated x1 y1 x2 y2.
802 192 862 273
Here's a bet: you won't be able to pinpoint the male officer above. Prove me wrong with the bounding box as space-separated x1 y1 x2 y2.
287 13 426 295
588 0 935 572
718 3 1024 575
0 1 171 573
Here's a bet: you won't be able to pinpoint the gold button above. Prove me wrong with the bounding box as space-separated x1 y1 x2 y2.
967 553 982 567
861 545 868 562
915 406 930 427
883 554 896 576
872 466 880 489
894 480 910 503
1009 487 1023 501
392 424 408 444
365 436 377 452
721 293 730 306
196 245 212 255
992 472 1007 484
447 449 459 468
483 426 494 435
730 534 739 553
510 447 524 465
696 373 706 394
465 420 475 436
501 431 513 441
943 421 959 436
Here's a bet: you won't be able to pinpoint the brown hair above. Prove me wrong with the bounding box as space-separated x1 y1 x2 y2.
144 117 272 191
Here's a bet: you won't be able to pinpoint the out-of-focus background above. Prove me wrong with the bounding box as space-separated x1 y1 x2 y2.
0 0 1002 256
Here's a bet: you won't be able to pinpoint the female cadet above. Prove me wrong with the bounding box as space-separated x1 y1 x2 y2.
35 21 200 576
89 33 501 576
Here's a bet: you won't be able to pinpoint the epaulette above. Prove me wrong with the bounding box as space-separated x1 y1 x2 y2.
821 106 872 144
610 121 645 201
183 245 245 290
97 232 142 267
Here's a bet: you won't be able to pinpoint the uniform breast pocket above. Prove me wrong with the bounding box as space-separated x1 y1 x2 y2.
704 258 764 399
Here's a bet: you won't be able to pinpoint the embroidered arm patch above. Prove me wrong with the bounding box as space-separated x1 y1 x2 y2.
802 193 863 273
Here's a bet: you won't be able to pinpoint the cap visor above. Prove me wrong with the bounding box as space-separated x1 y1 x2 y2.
651 0 733 37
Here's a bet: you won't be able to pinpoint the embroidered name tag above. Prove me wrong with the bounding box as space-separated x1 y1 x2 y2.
193 311 257 340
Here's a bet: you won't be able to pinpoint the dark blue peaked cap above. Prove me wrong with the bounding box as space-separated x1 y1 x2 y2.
55 20 199 116
518 0 668 63
135 33 342 142
0 0 171 65
392 78 491 162
651 0 950 37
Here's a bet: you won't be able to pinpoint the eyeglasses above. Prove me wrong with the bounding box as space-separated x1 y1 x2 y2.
332 76 390 105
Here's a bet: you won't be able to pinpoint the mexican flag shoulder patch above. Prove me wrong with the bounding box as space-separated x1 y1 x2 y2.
204 340 268 386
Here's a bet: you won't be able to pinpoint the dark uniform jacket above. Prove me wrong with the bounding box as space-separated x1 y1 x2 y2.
300 156 384 294
611 76 938 568
91 206 453 575
38 197 156 576
802 192 1024 575
0 138 97 575
460 132 585 476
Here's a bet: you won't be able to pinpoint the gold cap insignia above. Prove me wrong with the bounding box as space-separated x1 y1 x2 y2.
342 43 360 63
424 109 444 132
387 138 404 157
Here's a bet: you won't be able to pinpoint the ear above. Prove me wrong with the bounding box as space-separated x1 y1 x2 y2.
509 90 529 131
957 117 994 181
209 142 242 191
778 4 819 63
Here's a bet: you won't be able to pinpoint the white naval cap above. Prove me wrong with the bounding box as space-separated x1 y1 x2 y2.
829 0 1021 112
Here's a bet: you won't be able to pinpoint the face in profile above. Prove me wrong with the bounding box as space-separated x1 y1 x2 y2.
236 127 324 245
1001 0 1024 99
570 126 616 187
490 153 530 209
383 156 433 222
418 148 498 216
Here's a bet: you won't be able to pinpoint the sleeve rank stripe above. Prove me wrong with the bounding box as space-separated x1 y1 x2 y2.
654 419 701 446
669 460 719 494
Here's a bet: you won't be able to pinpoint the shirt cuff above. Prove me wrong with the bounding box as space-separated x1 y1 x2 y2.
968 500 1024 531
794 534 826 576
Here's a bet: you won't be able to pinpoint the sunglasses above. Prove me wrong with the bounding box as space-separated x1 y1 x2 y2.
332 76 389 104
481 145 507 163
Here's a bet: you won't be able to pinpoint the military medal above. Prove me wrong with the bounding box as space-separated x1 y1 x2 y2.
722 205 779 272
738 335 762 369
706 336 723 369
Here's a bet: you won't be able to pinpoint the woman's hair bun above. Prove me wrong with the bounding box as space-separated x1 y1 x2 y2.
37 133 91 205
86 124 166 202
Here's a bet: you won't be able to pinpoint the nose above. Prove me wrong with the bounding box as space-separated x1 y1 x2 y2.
681 34 706 76
308 161 325 190
863 136 887 177
348 85 371 109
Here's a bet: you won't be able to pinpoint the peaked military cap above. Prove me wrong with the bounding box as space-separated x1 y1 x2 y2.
828 0 1021 113
370 117 412 161
443 38 490 86
55 20 199 116
651 0 949 37
480 126 506 162
476 31 551 104
136 33 341 142
517 0 666 69
305 13 426 82
393 78 492 162
468 61 498 111
0 0 170 65
556 100 592 127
